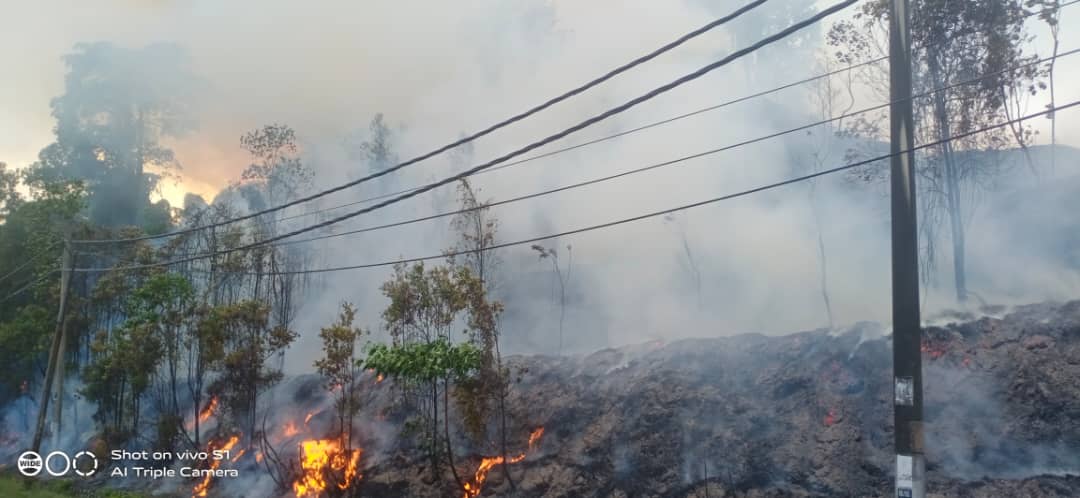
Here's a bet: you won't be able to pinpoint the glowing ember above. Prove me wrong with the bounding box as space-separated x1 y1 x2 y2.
304 412 315 425
231 449 246 463
376 374 385 383
921 340 948 359
824 409 838 427
198 396 219 423
462 427 544 498
292 438 362 498
191 435 240 497
256 452 264 463
283 421 300 437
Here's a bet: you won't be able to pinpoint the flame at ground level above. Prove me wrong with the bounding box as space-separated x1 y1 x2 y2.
462 427 544 498
293 438 362 498
191 435 240 497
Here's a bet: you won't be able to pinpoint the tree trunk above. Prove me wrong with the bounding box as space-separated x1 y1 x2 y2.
928 53 969 304
443 378 466 491
809 184 834 329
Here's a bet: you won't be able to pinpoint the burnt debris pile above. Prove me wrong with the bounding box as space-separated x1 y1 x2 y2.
356 301 1080 497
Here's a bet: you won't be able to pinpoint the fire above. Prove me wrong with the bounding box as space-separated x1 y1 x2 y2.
256 451 264 463
199 396 219 423
376 374 384 383
292 438 362 498
920 339 948 359
231 449 246 463
304 412 315 425
824 409 838 427
462 427 544 498
191 435 240 497
284 421 300 437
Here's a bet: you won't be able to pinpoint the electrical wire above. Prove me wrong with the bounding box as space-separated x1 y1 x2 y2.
67 42 1071 265
70 0 775 245
70 0 1079 242
68 98 1080 275
211 0 861 254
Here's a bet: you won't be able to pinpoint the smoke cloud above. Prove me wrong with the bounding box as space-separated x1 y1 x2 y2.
1 0 1079 367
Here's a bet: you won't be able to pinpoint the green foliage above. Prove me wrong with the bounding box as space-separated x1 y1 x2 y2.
0 305 51 396
316 302 368 442
81 273 195 435
364 339 482 383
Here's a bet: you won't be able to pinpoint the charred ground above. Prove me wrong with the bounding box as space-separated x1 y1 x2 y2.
335 300 1080 497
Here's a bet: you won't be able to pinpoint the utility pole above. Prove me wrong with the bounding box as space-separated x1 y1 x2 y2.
31 236 73 455
889 0 925 497
51 244 75 449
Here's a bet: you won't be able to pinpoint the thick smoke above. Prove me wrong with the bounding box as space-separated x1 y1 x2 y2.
4 2 1080 365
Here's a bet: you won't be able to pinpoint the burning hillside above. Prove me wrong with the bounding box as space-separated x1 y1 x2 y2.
5 301 1079 497
253 300 1080 497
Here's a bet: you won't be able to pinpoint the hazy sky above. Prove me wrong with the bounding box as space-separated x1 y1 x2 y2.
2 0 1079 350
2 0 1079 206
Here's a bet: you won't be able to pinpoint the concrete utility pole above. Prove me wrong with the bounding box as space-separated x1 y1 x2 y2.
889 0 925 497
31 236 73 455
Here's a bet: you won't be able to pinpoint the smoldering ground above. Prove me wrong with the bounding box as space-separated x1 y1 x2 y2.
3 1 1080 496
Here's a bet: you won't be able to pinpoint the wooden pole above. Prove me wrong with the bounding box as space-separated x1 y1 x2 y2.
889 0 925 496
32 236 73 454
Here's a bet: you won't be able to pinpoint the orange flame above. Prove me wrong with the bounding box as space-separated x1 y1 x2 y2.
376 374 385 384
920 339 948 359
304 412 315 425
256 451 264 463
292 438 362 497
462 427 544 498
198 397 219 423
192 435 240 497
283 421 300 437
824 409 838 427
231 449 246 463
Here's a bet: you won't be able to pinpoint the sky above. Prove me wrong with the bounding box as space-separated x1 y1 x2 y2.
2 0 1079 354
2 0 1079 206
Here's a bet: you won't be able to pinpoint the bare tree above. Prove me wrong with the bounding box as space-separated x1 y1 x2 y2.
531 244 572 356
828 0 1047 304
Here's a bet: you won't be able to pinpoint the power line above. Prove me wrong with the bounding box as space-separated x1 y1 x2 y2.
0 272 54 305
153 99 1080 276
219 48 1080 249
201 0 1080 228
0 247 54 285
70 98 1080 276
215 0 860 253
194 0 1080 227
71 0 774 246
71 44 1074 271
70 0 1079 242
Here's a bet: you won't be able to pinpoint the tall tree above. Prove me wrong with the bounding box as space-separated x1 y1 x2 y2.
32 42 199 229
828 0 1047 303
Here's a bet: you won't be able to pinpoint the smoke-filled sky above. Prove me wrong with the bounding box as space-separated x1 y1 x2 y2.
3 0 1080 359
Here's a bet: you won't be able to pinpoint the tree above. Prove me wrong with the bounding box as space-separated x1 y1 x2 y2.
786 52 857 329
345 113 399 178
208 300 297 450
531 244 572 355
662 212 703 311
445 178 516 487
315 302 368 453
0 162 21 224
828 0 1047 304
366 262 489 491
239 124 312 210
32 42 199 229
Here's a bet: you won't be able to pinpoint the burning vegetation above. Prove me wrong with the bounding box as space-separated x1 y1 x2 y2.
292 437 363 498
462 427 545 498
191 435 240 497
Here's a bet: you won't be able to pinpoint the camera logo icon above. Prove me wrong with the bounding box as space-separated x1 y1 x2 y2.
18 451 43 477
16 450 97 477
